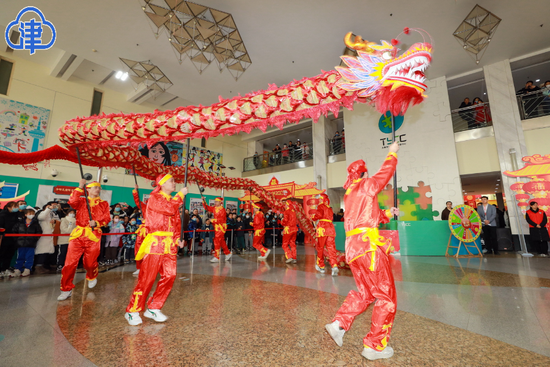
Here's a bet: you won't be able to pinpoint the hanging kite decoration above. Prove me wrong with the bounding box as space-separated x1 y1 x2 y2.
57 28 433 244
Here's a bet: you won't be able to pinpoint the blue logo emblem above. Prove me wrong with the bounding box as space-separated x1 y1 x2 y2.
5 7 56 55
378 112 404 134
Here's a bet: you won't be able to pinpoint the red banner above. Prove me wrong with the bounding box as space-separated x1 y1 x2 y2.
54 186 76 195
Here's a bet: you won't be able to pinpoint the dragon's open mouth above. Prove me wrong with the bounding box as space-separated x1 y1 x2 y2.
383 49 432 90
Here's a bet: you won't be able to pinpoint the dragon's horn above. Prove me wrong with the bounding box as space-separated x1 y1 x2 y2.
344 32 375 52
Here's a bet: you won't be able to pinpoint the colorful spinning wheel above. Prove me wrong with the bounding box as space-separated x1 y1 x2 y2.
448 204 482 243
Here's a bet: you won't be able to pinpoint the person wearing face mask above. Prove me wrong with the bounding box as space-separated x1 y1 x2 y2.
16 200 28 221
0 202 24 278
243 211 253 251
34 202 60 274
187 215 200 255
57 209 77 271
123 218 139 263
105 215 125 264
12 209 42 277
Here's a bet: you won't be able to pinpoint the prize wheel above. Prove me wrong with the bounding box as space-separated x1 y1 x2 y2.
448 204 482 243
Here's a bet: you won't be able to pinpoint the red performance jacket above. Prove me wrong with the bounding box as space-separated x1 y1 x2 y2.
203 202 227 233
312 203 335 237
344 154 397 232
145 191 183 238
281 208 298 234
69 188 111 228
253 211 265 231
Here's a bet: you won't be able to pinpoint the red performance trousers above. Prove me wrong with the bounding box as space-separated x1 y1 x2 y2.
253 229 268 256
282 232 297 260
332 247 396 351
126 253 177 313
60 236 100 291
213 231 230 259
316 236 338 269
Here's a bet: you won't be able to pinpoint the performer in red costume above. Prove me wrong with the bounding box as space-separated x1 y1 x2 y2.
312 193 339 276
203 197 232 263
251 204 271 260
132 185 148 275
125 174 187 326
325 141 399 361
281 201 298 264
58 180 111 301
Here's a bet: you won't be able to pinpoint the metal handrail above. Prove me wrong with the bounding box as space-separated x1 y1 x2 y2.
516 88 550 120
243 143 313 172
450 102 492 133
329 136 345 156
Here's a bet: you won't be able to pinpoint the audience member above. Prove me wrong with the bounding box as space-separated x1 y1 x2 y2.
123 218 139 263
12 209 42 277
441 201 452 220
235 216 245 254
201 218 214 255
477 196 499 255
105 214 125 264
35 202 59 273
0 202 20 277
525 201 549 256
243 211 253 251
58 209 76 270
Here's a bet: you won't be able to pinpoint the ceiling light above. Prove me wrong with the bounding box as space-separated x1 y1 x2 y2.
115 71 123 79
536 79 540 82
120 58 173 94
121 72 129 81
483 92 486 95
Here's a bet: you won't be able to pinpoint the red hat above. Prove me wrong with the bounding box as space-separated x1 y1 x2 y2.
320 193 330 205
215 197 223 202
344 160 368 189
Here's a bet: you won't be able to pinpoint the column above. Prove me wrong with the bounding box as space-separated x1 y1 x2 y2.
483 59 528 235
312 115 339 206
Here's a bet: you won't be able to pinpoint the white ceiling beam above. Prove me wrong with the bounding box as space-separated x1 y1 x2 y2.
49 51 85 80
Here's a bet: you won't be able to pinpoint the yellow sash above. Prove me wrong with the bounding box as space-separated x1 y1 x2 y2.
135 231 174 261
345 227 390 271
69 226 101 242
319 219 333 223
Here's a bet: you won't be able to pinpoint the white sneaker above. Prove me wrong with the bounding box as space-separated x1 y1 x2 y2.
88 278 97 289
292 259 297 264
21 269 31 277
315 264 326 273
13 269 21 277
482 248 488 254
361 346 394 361
540 254 548 257
6 269 15 278
125 312 142 326
264 249 271 258
325 320 345 347
285 257 293 264
0 270 4 278
210 257 220 263
133 269 140 276
57 290 72 301
225 252 232 261
144 309 168 322
332 267 339 277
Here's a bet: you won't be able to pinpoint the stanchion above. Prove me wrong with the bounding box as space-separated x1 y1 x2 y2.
191 229 196 259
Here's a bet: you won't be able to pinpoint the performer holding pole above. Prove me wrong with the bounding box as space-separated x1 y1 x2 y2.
125 174 187 326
57 179 110 300
202 197 232 263
325 141 399 361
251 203 270 260
312 193 339 276
132 183 147 276
281 200 298 264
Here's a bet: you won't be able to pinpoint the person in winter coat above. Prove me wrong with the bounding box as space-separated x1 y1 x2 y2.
58 209 77 270
201 219 214 255
526 201 550 256
105 214 125 264
187 215 200 255
35 202 60 273
12 209 43 276
0 201 21 278
123 218 139 263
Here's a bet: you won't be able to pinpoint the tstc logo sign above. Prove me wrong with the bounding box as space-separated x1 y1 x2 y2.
5 7 56 55
379 111 406 149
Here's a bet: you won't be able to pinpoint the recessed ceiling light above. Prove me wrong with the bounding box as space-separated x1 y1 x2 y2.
121 72 128 81
483 92 487 95
497 179 501 181
536 79 540 82
115 71 123 79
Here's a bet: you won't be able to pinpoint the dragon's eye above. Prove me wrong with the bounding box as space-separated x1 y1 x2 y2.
382 52 392 60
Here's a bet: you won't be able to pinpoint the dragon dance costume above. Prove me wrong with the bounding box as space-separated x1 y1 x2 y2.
203 197 231 261
60 182 110 292
281 202 298 263
312 194 338 273
251 207 270 258
126 174 183 318
132 189 148 270
328 151 398 355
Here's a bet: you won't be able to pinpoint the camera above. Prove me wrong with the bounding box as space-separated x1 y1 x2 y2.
102 175 108 183
51 169 58 177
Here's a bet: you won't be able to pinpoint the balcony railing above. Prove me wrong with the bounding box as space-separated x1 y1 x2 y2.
243 143 313 172
329 136 345 156
450 102 492 133
517 88 550 120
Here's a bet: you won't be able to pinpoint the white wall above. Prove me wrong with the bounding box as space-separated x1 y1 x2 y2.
455 136 501 175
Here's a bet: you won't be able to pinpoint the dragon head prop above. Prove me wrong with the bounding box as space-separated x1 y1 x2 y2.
337 28 433 116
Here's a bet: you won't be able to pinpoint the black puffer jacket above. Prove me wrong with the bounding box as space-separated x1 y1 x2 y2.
0 209 21 238
12 218 43 248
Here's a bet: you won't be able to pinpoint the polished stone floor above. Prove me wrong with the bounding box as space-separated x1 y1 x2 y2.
1 245 550 366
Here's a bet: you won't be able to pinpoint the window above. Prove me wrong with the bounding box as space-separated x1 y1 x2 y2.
201 137 206 148
90 89 103 116
0 58 14 95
